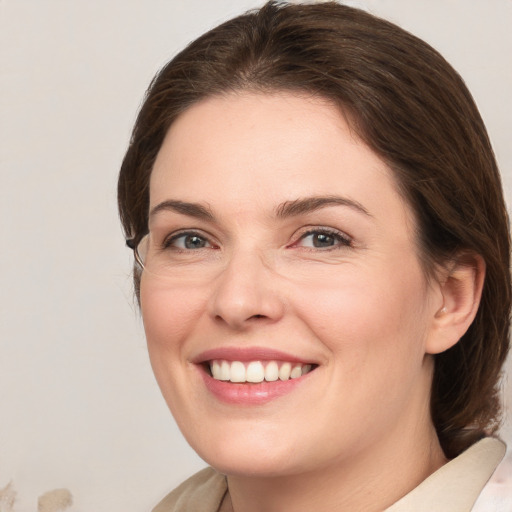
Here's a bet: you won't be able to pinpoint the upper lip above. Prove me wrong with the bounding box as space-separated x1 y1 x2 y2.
192 346 317 365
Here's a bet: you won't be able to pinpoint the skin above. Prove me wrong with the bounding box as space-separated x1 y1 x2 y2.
141 92 482 511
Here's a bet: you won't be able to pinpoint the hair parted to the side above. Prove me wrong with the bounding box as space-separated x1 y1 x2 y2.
118 1 511 458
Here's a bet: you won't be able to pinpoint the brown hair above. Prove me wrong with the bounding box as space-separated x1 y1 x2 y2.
118 1 511 458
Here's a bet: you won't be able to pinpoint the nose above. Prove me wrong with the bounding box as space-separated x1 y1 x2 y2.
208 249 285 330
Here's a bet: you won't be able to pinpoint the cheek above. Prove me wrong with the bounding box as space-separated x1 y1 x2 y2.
293 263 433 431
140 281 206 359
139 281 210 417
293 261 430 362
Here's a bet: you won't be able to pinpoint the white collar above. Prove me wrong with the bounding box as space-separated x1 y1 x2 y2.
386 437 506 512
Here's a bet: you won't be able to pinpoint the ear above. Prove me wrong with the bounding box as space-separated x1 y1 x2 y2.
425 252 485 355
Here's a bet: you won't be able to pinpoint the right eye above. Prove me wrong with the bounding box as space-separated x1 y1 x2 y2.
164 231 213 250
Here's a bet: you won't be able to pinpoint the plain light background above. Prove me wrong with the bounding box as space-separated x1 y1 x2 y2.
1 1 511 511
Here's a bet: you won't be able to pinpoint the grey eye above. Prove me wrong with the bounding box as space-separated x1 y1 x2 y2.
297 230 351 249
166 232 211 250
183 235 208 249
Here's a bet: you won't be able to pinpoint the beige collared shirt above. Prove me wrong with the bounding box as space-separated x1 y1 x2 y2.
385 438 506 511
153 438 506 512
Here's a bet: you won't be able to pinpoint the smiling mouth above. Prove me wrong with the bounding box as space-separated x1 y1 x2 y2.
207 360 317 383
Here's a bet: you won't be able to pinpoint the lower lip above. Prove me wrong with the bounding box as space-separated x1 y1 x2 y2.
199 368 312 405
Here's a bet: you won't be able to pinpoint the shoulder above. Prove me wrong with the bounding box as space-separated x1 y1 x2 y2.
152 467 228 512
386 437 506 512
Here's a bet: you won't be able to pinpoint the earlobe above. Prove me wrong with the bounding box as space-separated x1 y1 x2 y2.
426 253 485 355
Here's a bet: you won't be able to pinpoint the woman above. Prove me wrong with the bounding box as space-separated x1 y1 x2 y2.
118 2 510 510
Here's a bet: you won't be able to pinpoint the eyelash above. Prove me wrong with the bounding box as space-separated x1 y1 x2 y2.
291 227 352 251
162 230 216 251
162 227 352 252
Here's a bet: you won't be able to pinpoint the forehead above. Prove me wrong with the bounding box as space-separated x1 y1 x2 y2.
149 91 413 232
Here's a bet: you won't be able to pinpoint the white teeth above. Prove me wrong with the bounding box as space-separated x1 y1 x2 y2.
208 360 314 383
211 360 221 379
302 364 312 375
290 365 302 379
246 361 265 383
264 361 279 382
220 360 230 381
278 362 292 381
230 361 246 383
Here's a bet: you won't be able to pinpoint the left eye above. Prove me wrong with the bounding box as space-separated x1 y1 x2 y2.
165 232 212 250
296 230 351 249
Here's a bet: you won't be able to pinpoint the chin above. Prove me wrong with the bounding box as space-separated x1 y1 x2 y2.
182 422 305 477
203 451 301 479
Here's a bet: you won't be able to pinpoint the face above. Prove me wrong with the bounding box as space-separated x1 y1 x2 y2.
141 92 442 478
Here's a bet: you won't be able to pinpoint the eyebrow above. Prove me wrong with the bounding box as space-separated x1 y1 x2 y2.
275 196 371 219
149 200 215 221
149 195 371 222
